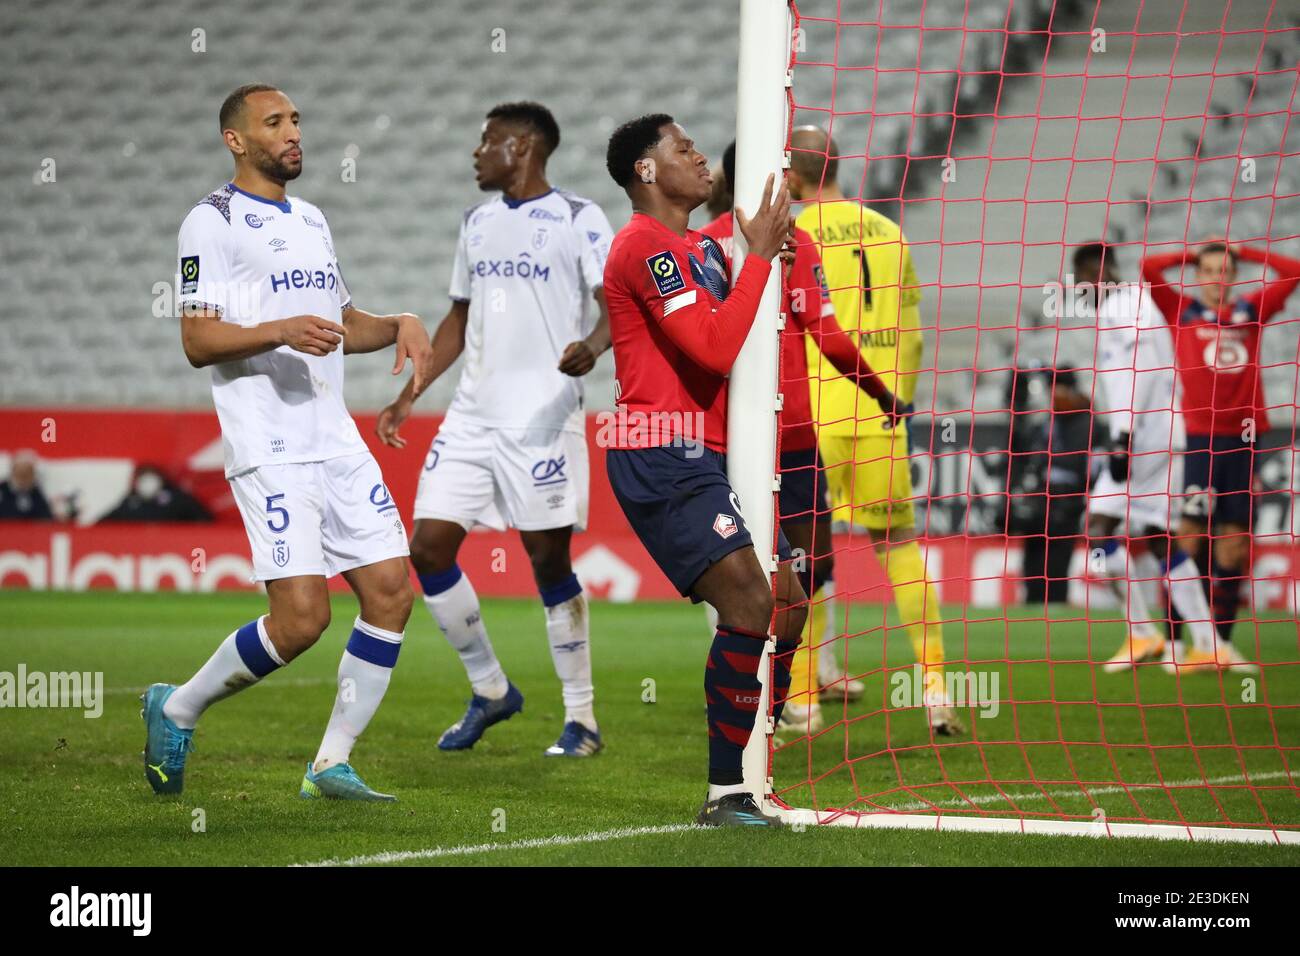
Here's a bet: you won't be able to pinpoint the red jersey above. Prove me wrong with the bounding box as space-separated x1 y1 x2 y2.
602 212 772 451
699 214 887 452
1142 245 1300 435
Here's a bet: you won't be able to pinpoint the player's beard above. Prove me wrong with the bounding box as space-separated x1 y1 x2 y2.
252 144 302 185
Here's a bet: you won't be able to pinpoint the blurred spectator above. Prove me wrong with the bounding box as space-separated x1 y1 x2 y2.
1007 367 1093 603
0 451 55 520
100 466 212 522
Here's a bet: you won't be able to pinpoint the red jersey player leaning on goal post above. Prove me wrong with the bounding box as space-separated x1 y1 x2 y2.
1140 240 1300 651
700 139 905 735
601 114 805 828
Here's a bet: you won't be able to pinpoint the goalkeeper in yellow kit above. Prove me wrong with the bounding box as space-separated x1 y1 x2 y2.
784 126 962 735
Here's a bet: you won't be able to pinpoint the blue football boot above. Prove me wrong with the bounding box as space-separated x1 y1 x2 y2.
544 720 603 757
437 682 524 751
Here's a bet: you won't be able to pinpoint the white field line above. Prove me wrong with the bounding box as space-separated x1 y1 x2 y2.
882 768 1296 812
294 823 699 867
293 769 1297 866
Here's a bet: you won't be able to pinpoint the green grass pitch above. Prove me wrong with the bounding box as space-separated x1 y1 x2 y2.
1 590 1296 866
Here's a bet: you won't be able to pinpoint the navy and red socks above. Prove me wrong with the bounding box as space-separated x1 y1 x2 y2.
704 625 766 786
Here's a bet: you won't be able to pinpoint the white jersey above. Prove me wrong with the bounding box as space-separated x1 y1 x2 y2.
177 183 366 478
1092 283 1186 453
447 188 613 432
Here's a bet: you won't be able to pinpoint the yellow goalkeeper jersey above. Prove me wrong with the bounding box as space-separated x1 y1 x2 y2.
795 199 922 439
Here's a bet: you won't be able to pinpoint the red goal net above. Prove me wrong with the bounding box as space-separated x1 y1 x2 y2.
769 0 1300 841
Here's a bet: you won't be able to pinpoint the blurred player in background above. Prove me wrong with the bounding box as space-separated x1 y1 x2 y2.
786 126 961 735
1141 241 1300 649
701 140 904 734
1072 243 1252 673
603 114 804 827
148 84 431 801
377 102 613 757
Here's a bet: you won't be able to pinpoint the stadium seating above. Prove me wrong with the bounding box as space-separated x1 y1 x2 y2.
0 0 1294 422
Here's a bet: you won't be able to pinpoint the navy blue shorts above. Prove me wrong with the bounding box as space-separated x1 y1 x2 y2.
607 444 789 600
1184 434 1256 526
778 447 829 525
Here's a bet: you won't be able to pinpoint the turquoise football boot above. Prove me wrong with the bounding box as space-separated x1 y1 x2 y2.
141 683 194 795
299 762 397 802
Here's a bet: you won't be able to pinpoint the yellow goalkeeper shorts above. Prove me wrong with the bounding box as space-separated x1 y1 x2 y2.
818 432 915 531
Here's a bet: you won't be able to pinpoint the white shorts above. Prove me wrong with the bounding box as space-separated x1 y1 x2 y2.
1088 447 1184 531
413 417 588 532
230 451 410 581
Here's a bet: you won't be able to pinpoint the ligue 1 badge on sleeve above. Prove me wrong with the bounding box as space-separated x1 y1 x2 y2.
645 251 685 296
180 256 199 295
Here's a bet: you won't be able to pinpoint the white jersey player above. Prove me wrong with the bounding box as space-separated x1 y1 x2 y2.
1072 244 1253 674
142 85 434 802
377 102 614 756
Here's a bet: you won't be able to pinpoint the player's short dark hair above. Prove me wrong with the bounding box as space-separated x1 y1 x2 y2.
486 101 561 156
219 83 280 133
606 113 674 188
722 140 736 192
1072 241 1113 273
1197 241 1235 268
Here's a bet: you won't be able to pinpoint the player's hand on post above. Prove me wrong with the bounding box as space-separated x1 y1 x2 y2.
734 173 793 263
558 340 598 377
278 314 346 356
392 313 433 393
376 397 412 449
1109 431 1131 482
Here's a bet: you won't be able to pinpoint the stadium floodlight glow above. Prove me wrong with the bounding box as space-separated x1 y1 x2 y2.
731 0 1300 845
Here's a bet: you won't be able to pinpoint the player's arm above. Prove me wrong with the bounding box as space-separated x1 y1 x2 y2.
653 175 791 375
1232 243 1300 319
558 288 611 376
560 202 617 376
341 305 432 386
375 299 469 449
176 205 346 367
895 243 924 407
180 308 346 367
1139 248 1191 321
